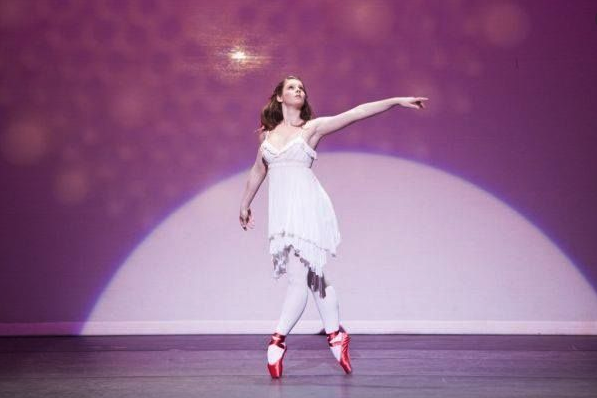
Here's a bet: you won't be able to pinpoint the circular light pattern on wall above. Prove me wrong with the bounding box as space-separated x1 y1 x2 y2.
54 166 90 205
482 2 530 48
83 153 597 335
0 119 51 166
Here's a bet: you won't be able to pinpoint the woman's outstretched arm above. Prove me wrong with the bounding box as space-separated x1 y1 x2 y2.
310 97 428 139
239 133 268 230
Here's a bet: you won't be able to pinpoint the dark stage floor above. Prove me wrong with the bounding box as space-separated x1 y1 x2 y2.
0 334 596 397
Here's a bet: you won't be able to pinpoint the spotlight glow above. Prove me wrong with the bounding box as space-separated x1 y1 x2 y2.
83 153 597 335
230 49 248 62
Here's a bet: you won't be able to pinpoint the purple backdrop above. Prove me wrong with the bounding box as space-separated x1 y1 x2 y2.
1 0 596 327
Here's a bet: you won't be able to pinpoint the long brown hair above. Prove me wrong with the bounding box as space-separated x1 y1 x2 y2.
258 75 314 132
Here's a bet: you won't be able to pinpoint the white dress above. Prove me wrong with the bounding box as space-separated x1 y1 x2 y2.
260 129 341 297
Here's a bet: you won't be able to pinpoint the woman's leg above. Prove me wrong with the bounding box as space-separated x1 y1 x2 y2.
274 255 309 334
311 274 344 361
311 281 340 334
268 254 309 364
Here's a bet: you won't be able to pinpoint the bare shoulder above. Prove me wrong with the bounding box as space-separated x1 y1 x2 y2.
302 119 323 149
301 119 320 139
257 129 267 144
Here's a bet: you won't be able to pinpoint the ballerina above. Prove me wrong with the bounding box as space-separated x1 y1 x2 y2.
239 75 427 378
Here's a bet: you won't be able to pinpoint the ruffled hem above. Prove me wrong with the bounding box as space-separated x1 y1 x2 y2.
269 231 339 298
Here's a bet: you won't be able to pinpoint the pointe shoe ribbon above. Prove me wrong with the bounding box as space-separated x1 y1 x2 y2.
267 332 287 378
327 330 352 374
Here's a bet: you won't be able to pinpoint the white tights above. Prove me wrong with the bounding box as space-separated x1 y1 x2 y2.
268 253 344 364
275 253 340 335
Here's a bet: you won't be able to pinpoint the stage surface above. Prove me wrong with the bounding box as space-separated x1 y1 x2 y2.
1 334 596 397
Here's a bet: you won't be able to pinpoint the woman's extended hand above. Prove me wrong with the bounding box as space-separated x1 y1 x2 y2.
239 207 255 231
399 97 429 109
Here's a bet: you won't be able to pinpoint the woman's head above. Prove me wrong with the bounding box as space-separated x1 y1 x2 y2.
259 75 313 132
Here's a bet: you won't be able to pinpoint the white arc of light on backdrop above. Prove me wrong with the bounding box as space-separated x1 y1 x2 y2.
83 153 597 335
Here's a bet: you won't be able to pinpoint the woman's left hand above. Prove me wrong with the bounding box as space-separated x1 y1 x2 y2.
399 97 428 109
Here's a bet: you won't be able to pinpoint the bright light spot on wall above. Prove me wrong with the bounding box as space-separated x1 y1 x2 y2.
230 49 248 62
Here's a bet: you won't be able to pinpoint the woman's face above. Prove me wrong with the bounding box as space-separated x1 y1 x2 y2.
277 78 305 108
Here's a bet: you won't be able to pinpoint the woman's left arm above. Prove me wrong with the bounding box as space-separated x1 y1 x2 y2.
311 97 428 139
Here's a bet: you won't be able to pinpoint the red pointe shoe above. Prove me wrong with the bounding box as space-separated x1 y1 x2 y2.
327 329 352 374
267 332 287 378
